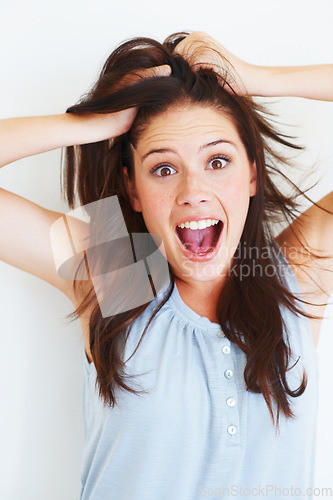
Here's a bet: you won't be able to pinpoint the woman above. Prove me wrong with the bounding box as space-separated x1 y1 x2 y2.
1 31 332 499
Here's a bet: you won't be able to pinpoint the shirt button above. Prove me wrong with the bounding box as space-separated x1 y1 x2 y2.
217 331 225 338
221 345 231 355
224 369 233 379
227 425 238 436
226 397 236 407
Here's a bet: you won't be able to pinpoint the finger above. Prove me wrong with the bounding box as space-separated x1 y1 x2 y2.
114 65 171 92
112 106 139 137
137 64 172 79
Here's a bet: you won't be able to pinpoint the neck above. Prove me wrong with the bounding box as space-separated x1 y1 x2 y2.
174 277 225 324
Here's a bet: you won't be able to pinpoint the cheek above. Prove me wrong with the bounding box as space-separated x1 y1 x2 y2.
219 175 250 209
140 189 171 232
218 176 251 231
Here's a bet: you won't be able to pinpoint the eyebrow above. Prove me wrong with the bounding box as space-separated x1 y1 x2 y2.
140 139 238 161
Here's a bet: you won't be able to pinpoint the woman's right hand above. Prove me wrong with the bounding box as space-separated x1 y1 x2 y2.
68 63 172 142
75 63 172 141
0 64 171 168
69 108 138 144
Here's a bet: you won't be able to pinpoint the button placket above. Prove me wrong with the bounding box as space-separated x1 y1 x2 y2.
226 390 238 440
214 332 240 445
216 336 240 444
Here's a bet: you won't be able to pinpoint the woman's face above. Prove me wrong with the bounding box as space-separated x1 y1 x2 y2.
124 103 257 290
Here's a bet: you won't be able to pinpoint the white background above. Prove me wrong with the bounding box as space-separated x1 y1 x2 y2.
0 0 332 498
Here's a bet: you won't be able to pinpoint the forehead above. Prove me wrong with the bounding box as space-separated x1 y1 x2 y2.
135 104 241 150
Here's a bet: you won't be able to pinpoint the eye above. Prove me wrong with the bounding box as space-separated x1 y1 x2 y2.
207 155 231 170
150 164 176 177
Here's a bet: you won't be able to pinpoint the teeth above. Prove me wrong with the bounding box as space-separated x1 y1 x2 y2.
177 219 220 230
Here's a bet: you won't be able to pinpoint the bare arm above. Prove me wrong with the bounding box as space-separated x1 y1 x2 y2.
0 108 139 301
0 64 171 300
247 64 333 102
0 110 137 168
0 64 171 169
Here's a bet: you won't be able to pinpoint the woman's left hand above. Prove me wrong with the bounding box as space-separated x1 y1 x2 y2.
173 31 256 96
174 31 333 102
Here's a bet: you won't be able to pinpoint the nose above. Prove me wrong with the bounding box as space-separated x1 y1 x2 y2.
176 174 212 207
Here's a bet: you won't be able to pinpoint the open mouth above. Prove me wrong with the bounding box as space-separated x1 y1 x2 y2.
175 220 223 256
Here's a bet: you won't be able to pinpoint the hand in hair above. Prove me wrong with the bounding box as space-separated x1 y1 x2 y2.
65 64 172 141
173 31 254 95
105 65 172 136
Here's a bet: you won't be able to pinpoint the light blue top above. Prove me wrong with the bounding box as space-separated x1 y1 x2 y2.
80 246 319 499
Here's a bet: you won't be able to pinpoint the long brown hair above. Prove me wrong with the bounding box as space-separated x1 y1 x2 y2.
62 32 332 426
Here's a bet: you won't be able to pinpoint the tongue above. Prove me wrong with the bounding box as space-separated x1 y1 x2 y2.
178 226 217 254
